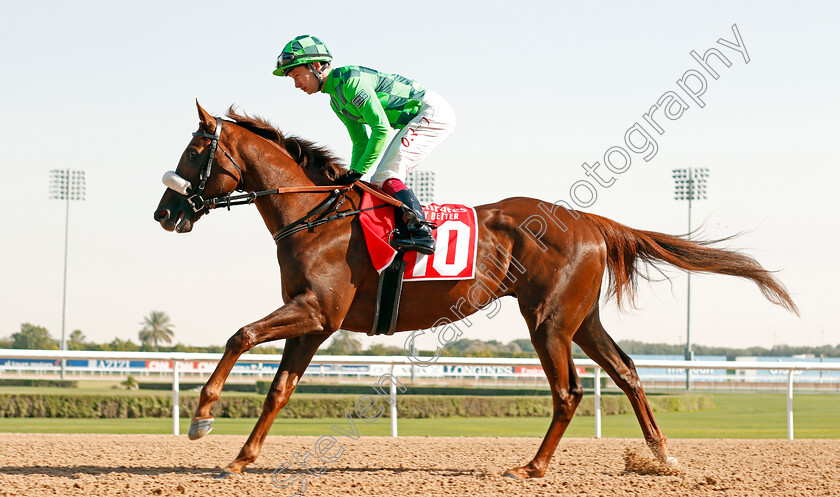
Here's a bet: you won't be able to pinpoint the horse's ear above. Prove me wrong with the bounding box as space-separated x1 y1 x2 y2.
195 100 216 131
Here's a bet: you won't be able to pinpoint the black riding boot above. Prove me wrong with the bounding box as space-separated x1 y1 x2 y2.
390 188 436 255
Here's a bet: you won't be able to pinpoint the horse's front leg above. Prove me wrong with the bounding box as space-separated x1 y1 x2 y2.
189 290 328 439
218 334 329 476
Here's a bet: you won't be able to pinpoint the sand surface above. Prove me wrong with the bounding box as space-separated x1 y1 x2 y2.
0 434 838 496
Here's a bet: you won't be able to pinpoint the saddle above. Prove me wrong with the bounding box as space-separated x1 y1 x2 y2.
359 193 479 335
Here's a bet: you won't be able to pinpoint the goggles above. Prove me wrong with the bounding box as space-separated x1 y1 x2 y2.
276 52 297 71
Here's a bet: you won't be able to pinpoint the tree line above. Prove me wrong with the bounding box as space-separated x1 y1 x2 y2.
2 323 838 359
0 311 181 353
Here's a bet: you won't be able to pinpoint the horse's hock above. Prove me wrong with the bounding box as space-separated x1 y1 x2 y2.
1 434 838 497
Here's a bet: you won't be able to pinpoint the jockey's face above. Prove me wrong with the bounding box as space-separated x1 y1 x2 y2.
288 64 322 95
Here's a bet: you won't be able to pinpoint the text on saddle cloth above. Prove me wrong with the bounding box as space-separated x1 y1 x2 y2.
359 192 478 280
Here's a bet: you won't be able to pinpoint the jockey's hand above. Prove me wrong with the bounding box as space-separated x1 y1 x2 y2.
335 170 363 185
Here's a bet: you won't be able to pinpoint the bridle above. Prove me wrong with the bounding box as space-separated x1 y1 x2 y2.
185 119 245 212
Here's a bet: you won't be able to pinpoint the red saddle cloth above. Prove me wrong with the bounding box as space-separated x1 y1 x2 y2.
359 192 478 281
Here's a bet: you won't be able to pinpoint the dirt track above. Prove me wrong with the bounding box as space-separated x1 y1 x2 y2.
0 434 838 496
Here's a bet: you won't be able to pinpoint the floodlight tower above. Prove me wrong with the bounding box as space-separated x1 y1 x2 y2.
49 169 86 380
671 167 708 390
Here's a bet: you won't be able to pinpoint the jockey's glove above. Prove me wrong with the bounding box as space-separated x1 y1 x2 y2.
335 170 363 185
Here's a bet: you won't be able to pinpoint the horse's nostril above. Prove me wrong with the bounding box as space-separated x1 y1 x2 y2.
154 209 170 222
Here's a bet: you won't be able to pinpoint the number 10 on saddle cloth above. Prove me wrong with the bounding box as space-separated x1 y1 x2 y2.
358 192 478 281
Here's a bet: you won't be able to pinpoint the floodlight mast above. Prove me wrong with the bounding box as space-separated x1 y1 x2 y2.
671 168 708 390
49 169 86 380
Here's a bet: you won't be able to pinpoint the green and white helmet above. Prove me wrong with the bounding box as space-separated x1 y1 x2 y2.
273 35 332 76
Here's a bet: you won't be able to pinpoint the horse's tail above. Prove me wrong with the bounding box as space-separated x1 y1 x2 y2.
584 213 799 315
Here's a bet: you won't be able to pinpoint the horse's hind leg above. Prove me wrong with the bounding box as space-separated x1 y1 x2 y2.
573 304 673 464
503 316 585 478
219 334 330 476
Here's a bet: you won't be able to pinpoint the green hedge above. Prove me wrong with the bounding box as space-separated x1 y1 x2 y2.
0 379 78 388
139 381 607 397
255 382 558 396
256 381 606 396
138 382 557 396
0 393 171 418
0 393 713 419
139 382 255 392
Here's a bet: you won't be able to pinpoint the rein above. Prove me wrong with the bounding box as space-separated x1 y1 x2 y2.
163 117 406 244
270 187 390 243
202 182 403 211
205 182 400 245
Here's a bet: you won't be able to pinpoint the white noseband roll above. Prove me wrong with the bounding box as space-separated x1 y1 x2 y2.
162 171 191 195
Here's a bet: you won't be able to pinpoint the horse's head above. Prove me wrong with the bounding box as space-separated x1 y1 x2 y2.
154 101 243 233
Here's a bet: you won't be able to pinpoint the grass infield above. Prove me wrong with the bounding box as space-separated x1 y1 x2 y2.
0 393 838 438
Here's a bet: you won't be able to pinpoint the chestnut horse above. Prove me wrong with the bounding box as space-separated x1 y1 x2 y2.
154 102 798 478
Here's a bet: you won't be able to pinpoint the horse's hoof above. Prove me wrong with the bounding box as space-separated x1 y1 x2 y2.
215 470 242 479
665 456 678 467
188 417 214 440
502 466 542 479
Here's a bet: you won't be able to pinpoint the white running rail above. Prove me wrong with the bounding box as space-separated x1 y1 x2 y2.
2 349 840 439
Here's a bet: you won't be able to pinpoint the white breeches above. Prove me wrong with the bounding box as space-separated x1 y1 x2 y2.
370 90 456 186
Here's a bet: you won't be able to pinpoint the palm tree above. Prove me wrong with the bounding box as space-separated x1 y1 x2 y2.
325 330 363 355
68 329 87 350
138 311 175 352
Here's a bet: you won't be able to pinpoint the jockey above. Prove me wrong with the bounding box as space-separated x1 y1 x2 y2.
273 35 455 256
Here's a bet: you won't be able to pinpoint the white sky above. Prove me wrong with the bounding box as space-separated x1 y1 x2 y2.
0 1 836 350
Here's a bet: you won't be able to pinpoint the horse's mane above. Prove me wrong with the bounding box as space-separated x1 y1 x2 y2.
224 106 346 182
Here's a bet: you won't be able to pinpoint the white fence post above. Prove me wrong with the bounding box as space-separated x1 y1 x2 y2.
390 362 398 437
787 369 794 440
594 367 602 439
173 360 180 436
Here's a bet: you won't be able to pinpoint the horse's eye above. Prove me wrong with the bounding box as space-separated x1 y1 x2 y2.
188 152 198 161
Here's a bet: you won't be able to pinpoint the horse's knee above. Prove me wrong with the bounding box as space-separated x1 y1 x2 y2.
227 327 256 353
